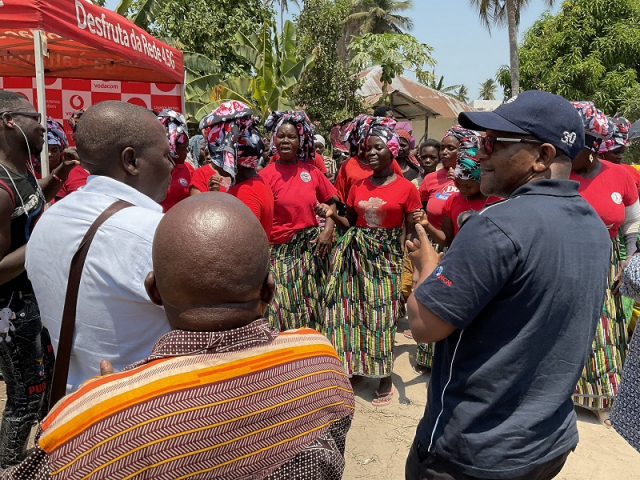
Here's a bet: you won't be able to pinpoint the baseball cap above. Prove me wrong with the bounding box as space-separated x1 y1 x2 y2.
458 90 585 160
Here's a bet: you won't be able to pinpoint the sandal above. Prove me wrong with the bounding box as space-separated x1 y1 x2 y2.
372 385 395 407
403 329 414 339
596 410 612 428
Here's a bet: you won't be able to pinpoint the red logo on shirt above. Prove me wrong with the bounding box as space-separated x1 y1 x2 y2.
438 273 452 287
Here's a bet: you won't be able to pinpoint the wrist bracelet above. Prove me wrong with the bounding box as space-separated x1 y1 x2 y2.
52 173 63 183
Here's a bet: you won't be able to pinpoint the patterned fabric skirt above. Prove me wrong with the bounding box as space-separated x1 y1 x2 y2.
573 238 630 411
611 322 640 452
267 227 326 331
320 227 403 378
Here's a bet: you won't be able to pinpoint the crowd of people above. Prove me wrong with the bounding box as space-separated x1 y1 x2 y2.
0 85 640 479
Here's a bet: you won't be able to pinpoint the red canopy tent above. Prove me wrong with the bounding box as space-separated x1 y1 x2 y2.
0 0 184 175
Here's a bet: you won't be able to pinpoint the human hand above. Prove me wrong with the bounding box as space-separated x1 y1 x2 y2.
314 228 334 259
62 147 80 162
613 260 630 296
53 156 80 180
100 359 114 376
406 223 441 278
412 209 429 229
314 203 334 219
208 174 223 192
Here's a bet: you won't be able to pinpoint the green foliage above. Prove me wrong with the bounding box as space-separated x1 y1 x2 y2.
290 0 363 136
185 21 315 124
620 84 640 165
427 75 461 95
346 0 414 34
120 0 274 78
519 0 640 114
495 64 512 100
93 0 107 6
453 85 469 103
348 33 436 97
479 78 497 100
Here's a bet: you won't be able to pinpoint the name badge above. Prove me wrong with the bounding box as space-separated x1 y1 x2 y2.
300 171 312 183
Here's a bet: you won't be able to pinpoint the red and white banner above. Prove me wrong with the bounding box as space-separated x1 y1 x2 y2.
0 76 183 145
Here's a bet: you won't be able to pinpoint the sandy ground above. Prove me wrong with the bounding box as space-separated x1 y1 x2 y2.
343 316 640 480
0 316 637 479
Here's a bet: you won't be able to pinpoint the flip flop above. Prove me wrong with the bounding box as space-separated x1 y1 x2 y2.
403 329 414 339
372 385 395 407
596 410 612 429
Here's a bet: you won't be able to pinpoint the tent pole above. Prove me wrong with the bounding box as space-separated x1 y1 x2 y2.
181 68 187 119
33 29 49 178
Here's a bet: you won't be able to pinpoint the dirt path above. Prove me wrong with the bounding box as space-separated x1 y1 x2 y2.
343 317 640 479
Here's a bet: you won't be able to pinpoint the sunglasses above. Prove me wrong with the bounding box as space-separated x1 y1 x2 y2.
481 135 541 154
2 111 42 123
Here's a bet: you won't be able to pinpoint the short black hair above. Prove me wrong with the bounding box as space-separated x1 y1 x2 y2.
0 91 29 113
75 101 160 164
419 138 440 152
372 105 392 117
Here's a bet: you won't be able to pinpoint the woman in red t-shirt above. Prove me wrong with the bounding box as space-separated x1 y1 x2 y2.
157 110 194 212
316 117 421 407
259 110 338 332
570 101 640 425
199 101 274 237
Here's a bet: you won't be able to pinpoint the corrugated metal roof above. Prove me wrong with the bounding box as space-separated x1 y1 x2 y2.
357 66 473 119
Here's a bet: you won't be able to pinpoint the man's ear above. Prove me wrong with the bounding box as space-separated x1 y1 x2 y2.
532 143 556 173
144 271 163 306
122 146 139 175
1 112 15 128
259 272 276 314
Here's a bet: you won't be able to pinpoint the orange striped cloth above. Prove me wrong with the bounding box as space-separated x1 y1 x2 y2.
2 320 355 479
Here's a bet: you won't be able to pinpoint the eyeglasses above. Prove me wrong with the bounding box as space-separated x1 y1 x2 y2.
481 135 541 154
1 111 42 123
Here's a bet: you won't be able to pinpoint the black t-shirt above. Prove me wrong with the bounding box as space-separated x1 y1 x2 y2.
0 164 44 299
413 180 610 478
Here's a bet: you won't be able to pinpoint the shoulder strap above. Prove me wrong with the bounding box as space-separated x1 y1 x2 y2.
49 199 134 408
0 179 16 210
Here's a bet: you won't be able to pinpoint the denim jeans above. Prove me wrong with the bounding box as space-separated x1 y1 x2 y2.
0 293 55 468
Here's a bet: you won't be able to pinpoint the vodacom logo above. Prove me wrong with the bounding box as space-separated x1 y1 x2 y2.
70 95 85 110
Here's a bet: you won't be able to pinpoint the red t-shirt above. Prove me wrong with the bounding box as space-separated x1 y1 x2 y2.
334 156 403 202
348 175 422 229
418 169 459 230
227 176 275 238
269 153 328 174
443 193 502 236
259 162 337 244
570 161 638 238
188 164 228 194
160 163 194 212
56 165 89 199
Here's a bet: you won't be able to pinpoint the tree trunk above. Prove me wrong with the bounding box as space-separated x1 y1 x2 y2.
506 0 519 96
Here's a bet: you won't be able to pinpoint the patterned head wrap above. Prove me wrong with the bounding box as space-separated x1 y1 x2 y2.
68 109 84 133
443 125 482 150
363 116 400 158
454 131 481 182
397 129 424 175
46 117 69 149
343 114 373 156
599 116 632 154
621 254 640 301
199 101 263 185
264 110 315 163
571 101 610 153
157 109 188 159
188 134 205 167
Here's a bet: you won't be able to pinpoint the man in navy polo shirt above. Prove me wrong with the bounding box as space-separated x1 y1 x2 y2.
405 90 611 480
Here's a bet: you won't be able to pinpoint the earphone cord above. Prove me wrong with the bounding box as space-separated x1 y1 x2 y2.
13 123 45 201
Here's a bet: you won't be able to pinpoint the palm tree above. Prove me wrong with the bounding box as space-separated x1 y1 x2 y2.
479 78 497 100
347 0 414 34
469 0 555 96
428 75 462 95
454 85 470 104
264 0 300 31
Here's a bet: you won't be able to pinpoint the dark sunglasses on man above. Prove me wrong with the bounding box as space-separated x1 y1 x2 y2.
480 135 541 155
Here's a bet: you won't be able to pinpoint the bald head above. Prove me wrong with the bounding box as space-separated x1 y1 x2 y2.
148 193 273 331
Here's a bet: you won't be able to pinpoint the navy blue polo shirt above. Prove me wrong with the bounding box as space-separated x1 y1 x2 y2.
413 179 610 479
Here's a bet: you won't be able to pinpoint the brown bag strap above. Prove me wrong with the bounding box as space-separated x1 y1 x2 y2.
49 199 134 408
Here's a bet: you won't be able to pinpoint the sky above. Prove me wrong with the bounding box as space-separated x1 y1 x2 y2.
104 0 560 101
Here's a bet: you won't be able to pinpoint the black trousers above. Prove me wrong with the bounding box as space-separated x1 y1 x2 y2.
0 294 55 468
405 438 572 480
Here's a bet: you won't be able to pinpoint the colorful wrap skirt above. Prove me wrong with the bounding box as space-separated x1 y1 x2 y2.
573 237 629 410
320 227 403 378
267 227 325 331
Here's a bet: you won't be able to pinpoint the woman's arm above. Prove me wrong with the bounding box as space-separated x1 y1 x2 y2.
441 215 455 248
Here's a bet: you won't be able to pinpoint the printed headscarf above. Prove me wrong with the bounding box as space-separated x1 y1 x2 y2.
363 116 400 158
199 101 263 185
188 134 205 167
46 117 69 149
571 101 610 152
264 110 315 163
343 114 373 156
443 125 482 150
599 116 632 154
397 129 424 175
68 109 84 133
157 109 188 158
454 130 481 183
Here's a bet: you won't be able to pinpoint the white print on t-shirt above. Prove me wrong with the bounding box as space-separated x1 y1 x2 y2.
612 192 623 205
300 171 312 183
179 178 188 187
359 197 387 227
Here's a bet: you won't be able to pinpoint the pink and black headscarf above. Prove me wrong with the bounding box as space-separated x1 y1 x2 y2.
46 117 69 149
343 114 400 158
157 109 188 158
199 101 264 185
599 116 632 154
443 125 482 151
264 110 315 163
571 101 610 153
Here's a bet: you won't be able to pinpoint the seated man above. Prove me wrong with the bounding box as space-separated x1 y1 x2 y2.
3 194 355 480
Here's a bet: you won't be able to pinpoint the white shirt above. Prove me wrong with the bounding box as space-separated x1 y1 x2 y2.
25 176 170 392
